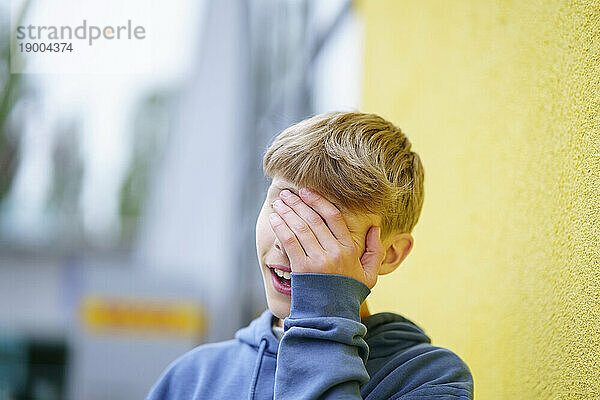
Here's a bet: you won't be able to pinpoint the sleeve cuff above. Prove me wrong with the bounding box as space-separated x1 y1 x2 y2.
288 273 371 322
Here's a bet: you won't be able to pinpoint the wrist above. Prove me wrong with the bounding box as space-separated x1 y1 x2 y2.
287 272 371 322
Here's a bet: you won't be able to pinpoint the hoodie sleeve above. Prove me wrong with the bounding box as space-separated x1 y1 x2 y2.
274 272 372 399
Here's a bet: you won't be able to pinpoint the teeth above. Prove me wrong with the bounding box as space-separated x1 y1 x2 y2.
273 268 291 280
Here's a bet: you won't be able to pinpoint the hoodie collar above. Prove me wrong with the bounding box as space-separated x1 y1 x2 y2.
362 312 431 359
236 309 431 359
235 309 280 356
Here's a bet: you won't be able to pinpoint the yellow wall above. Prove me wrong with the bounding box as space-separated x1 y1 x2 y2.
359 1 599 398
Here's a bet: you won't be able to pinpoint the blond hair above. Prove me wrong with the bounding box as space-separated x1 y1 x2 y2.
263 111 424 238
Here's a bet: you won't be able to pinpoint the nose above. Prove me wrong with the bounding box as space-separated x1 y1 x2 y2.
274 236 283 252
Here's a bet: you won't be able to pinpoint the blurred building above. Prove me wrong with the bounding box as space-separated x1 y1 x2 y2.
0 0 362 398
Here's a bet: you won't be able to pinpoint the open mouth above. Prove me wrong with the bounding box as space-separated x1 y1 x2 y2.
272 267 291 285
268 266 291 295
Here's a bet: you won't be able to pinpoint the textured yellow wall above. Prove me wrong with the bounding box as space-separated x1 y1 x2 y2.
359 1 600 398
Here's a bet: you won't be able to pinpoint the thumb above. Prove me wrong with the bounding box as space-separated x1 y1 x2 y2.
360 226 385 284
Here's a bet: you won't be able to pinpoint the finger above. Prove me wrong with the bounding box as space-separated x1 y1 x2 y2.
272 200 325 259
298 188 354 248
279 189 339 251
360 226 385 285
269 213 308 264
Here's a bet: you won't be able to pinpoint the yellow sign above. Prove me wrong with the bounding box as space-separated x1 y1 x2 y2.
80 296 206 338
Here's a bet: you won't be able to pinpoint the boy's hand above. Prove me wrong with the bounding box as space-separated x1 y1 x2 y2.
269 188 385 290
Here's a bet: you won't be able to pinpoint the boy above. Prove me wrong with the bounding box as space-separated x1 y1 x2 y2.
146 112 473 399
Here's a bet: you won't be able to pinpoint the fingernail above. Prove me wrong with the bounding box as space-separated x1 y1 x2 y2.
300 188 310 196
273 199 284 208
280 189 292 198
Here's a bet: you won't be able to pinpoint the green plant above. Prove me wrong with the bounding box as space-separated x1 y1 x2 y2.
0 0 31 203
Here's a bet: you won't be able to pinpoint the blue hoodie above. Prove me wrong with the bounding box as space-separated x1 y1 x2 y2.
146 273 473 399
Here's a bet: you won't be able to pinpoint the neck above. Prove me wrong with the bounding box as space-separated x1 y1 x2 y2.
274 302 371 328
360 301 371 319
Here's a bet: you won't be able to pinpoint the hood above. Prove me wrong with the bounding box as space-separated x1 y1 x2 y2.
235 309 430 359
362 312 431 359
235 309 280 356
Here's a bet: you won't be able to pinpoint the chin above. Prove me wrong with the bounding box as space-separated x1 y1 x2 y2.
266 296 291 320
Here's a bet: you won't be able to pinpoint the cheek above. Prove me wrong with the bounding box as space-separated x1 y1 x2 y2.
256 207 275 252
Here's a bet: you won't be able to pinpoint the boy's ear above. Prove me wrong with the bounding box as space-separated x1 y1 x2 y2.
378 233 414 275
